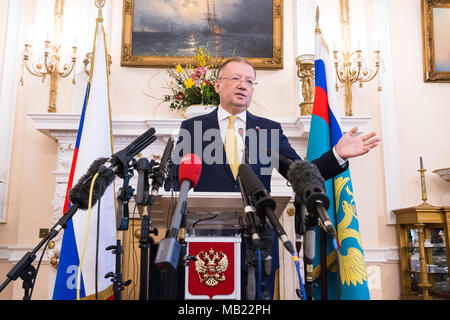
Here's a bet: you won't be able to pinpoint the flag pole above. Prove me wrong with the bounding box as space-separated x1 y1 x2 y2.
89 0 131 300
314 6 329 300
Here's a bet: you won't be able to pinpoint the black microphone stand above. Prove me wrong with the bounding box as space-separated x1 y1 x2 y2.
237 175 261 300
135 157 159 301
247 204 271 300
302 203 319 300
293 199 308 300
105 240 131 300
0 203 80 299
137 137 174 300
105 159 134 300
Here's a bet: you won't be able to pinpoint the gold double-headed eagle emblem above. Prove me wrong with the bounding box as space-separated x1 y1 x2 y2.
194 248 228 288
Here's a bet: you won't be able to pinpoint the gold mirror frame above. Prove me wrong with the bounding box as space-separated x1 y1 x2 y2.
421 0 450 82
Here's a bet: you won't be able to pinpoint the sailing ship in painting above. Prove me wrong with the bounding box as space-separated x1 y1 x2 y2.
203 0 222 35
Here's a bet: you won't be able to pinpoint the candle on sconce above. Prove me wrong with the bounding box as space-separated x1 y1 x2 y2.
294 0 315 56
295 0 303 56
25 29 33 45
420 157 423 170
71 34 78 47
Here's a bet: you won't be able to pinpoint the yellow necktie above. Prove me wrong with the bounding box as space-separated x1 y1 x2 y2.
225 115 240 179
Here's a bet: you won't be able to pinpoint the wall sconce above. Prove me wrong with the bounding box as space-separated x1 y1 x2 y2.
332 0 382 116
19 0 77 113
332 46 381 116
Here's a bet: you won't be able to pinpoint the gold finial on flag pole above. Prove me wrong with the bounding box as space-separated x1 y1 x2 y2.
315 6 321 34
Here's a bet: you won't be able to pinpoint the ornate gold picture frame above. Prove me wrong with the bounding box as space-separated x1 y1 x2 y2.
121 0 283 69
421 0 450 82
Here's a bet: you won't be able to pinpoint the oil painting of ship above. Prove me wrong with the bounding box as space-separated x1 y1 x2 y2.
125 0 280 68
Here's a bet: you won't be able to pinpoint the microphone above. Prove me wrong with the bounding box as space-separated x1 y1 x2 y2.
100 127 157 176
237 175 261 248
287 160 336 237
148 137 174 205
155 153 202 271
238 164 294 253
135 157 151 205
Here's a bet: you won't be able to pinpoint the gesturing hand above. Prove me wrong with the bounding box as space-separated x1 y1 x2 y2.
335 127 381 159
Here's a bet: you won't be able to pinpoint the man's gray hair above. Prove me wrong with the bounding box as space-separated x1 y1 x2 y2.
217 57 256 78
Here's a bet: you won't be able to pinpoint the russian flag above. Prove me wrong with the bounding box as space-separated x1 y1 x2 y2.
306 29 370 300
52 18 116 300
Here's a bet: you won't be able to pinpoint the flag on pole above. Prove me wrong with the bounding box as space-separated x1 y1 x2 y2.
306 27 370 300
52 16 116 300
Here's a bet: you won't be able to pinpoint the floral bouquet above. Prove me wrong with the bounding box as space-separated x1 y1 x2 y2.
163 47 221 111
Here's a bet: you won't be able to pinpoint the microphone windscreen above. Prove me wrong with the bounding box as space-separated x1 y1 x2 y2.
238 164 265 196
178 153 202 188
69 157 116 210
287 160 325 203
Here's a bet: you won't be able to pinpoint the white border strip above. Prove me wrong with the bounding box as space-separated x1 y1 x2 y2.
374 0 403 225
0 0 24 223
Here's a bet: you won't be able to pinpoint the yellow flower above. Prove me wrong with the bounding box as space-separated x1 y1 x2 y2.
196 47 208 67
184 78 195 88
176 64 183 74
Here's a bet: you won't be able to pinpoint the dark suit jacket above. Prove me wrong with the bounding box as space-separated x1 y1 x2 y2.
167 108 347 192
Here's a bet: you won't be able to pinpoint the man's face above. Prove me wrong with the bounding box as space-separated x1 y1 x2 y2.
214 61 256 115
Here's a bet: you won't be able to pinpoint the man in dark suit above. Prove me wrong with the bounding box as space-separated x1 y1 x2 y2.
174 106 346 192
167 57 380 299
173 57 379 191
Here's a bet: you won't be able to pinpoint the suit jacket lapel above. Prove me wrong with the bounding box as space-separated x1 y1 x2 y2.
203 107 220 134
245 111 259 171
246 111 257 152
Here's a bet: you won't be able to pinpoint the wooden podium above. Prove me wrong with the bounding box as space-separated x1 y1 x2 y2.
122 191 291 300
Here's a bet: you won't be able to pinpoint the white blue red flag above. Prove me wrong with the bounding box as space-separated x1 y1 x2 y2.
52 17 116 300
306 29 370 300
